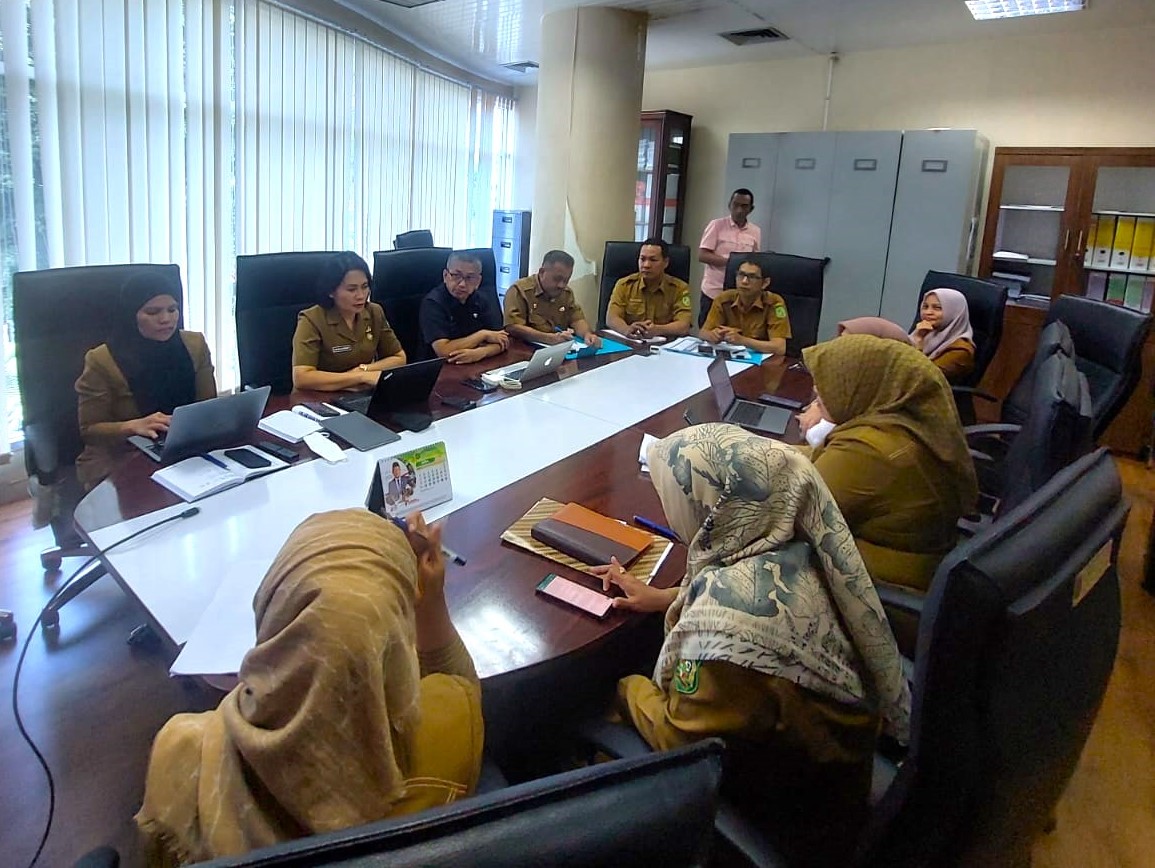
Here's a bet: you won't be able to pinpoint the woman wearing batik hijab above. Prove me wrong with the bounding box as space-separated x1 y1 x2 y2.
597 424 910 866
910 287 976 383
136 509 483 866
75 271 216 489
803 334 978 592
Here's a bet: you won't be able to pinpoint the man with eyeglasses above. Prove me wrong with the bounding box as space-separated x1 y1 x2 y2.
503 250 602 348
700 256 790 356
420 250 509 363
605 237 692 340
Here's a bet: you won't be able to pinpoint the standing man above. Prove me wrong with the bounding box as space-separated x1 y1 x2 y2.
700 256 790 356
605 238 692 340
503 250 602 348
420 250 509 364
697 188 761 327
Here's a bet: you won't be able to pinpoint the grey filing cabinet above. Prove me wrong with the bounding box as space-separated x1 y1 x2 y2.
492 210 531 303
723 129 987 340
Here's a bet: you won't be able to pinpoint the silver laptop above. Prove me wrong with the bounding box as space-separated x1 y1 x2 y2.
707 358 790 435
500 341 571 383
129 386 272 463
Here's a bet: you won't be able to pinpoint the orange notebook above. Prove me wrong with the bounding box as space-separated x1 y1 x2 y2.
531 502 653 567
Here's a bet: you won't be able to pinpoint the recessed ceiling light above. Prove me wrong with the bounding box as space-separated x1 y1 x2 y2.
965 0 1087 21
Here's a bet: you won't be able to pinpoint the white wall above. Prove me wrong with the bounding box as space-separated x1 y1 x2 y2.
640 24 1155 290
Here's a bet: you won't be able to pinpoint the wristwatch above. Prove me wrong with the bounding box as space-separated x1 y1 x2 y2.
359 364 370 372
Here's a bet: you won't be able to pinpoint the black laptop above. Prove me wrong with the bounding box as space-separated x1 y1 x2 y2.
128 386 272 463
333 358 445 430
707 358 790 435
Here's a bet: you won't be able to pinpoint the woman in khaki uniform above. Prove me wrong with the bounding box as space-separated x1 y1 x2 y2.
75 272 216 490
909 287 976 383
597 425 910 866
803 334 978 591
136 509 483 866
291 251 406 391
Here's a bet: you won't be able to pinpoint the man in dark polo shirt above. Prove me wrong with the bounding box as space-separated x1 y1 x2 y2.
420 250 509 363
503 249 602 348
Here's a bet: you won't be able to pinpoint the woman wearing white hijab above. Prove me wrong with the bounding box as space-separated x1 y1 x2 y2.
910 287 976 383
596 424 910 865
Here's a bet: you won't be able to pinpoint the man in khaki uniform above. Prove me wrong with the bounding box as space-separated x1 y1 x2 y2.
701 256 791 356
605 237 692 339
503 250 602 348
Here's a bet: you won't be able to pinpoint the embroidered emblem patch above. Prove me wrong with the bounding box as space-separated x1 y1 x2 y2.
679 293 691 306
673 659 700 695
774 304 786 319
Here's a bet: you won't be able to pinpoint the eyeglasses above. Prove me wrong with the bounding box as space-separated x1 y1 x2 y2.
736 271 762 282
446 270 482 285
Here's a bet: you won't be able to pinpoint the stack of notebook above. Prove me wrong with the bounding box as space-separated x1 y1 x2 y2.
530 502 654 567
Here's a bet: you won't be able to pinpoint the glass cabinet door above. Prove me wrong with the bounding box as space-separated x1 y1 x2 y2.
1083 163 1155 312
989 164 1074 302
635 120 659 242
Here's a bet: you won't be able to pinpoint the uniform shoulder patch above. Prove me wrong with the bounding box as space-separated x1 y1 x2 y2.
673 659 700 695
679 293 690 306
774 304 787 319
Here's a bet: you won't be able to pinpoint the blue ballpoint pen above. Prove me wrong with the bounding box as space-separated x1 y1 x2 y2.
632 514 680 543
203 453 230 470
389 515 468 566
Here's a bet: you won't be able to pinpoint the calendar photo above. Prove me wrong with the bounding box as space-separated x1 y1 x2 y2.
376 441 453 519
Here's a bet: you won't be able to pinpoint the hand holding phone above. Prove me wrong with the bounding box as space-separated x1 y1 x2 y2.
536 573 613 619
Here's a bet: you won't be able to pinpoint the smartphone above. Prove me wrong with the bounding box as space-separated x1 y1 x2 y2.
759 394 805 411
462 376 498 393
536 573 614 619
255 440 301 463
302 401 340 417
224 447 273 469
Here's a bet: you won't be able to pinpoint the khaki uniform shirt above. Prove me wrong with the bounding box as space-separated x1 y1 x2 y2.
703 290 792 341
607 273 692 327
503 275 586 332
929 338 976 384
292 303 402 372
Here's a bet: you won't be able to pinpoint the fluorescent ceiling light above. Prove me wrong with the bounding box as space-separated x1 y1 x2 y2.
965 0 1087 20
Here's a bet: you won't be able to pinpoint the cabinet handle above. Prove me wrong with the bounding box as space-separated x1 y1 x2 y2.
1062 229 1070 252
1075 229 1085 263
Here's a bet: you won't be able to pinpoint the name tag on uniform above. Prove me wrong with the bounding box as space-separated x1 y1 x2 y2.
332 344 353 354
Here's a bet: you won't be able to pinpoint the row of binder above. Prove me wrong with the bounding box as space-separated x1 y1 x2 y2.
1085 271 1155 312
1084 214 1155 272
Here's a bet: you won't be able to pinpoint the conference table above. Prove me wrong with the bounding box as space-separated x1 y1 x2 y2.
73 341 812 710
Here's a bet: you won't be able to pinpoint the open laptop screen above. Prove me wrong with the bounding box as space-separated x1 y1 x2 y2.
706 358 735 416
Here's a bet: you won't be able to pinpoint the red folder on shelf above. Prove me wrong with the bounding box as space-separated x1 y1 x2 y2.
531 502 653 567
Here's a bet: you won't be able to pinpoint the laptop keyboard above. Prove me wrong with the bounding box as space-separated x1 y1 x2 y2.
730 401 765 427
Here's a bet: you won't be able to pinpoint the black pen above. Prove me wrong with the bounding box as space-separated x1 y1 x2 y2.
632 515 680 543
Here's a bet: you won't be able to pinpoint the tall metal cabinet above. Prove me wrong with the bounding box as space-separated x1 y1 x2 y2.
725 129 987 339
492 209 531 304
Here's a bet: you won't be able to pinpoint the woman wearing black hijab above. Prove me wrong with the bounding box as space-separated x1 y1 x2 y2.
75 271 216 489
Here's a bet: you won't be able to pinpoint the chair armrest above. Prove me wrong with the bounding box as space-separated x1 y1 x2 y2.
572 718 654 760
964 423 1022 438
874 582 925 620
952 385 1000 404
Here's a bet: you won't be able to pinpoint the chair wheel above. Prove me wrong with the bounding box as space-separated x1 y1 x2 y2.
0 611 16 642
41 608 60 630
127 624 160 649
41 553 62 571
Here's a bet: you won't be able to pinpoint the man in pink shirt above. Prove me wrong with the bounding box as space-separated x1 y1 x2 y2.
697 188 761 326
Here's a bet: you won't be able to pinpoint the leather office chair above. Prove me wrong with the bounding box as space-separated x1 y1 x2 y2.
235 252 339 394
582 449 1126 868
371 247 452 360
596 241 692 329
997 319 1075 428
190 740 723 867
394 229 434 249
723 252 830 358
1044 294 1152 440
912 271 1008 388
13 264 183 622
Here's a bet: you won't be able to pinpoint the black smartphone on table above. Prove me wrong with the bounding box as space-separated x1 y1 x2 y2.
462 376 498 393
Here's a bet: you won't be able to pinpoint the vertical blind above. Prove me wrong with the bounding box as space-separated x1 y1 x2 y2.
0 0 516 458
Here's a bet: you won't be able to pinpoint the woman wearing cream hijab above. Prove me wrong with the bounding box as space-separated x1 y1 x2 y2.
910 287 976 383
136 509 483 866
597 424 910 865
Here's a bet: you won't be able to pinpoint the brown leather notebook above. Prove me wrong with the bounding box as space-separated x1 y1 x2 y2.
530 502 653 567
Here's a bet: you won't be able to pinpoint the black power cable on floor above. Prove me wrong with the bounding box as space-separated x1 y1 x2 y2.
12 506 200 868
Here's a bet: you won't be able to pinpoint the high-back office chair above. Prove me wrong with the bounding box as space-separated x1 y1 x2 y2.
371 247 452 360
1044 294 1152 440
998 319 1075 428
912 271 1008 388
394 229 434 249
13 264 183 623
723 251 830 357
597 241 692 329
187 741 723 867
235 252 338 394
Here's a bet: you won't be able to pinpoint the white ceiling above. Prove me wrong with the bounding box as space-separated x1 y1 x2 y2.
334 0 1155 86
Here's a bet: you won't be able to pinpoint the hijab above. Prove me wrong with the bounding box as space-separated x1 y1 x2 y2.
914 288 973 360
136 509 424 862
837 316 913 344
804 334 978 520
647 424 911 742
106 271 195 414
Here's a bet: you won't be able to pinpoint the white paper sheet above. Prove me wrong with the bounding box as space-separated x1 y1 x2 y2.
169 559 267 676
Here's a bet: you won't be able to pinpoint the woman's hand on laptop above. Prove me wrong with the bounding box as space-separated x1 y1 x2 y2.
122 412 172 440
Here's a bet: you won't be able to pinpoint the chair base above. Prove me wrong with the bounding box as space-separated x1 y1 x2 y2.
41 559 108 630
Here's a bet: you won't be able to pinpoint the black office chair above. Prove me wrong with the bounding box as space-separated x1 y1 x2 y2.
189 740 723 867
394 229 434 249
582 448 1126 868
723 252 829 358
13 264 183 621
996 319 1075 429
235 252 339 394
597 241 692 329
1044 294 1152 440
912 271 1008 389
371 247 452 360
